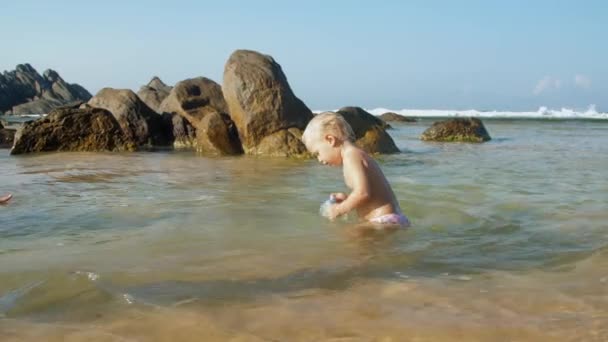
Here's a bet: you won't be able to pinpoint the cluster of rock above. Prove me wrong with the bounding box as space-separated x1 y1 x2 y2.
4 50 492 156
0 64 91 115
8 50 400 156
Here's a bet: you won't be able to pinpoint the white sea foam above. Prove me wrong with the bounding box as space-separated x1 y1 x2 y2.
315 105 608 119
74 270 100 281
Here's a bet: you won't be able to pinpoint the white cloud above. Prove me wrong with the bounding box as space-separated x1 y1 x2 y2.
533 76 562 95
574 74 591 89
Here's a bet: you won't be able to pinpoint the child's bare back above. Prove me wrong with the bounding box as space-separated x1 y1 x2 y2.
341 145 402 221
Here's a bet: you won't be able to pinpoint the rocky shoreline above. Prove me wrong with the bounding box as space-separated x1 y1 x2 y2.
0 64 91 115
1 49 490 156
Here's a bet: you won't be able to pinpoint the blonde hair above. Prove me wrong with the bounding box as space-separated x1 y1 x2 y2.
302 112 356 145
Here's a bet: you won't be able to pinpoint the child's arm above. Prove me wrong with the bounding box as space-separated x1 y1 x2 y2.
329 151 371 219
330 192 348 202
0 193 12 203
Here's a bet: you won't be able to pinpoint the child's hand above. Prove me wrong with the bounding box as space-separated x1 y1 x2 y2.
327 203 341 221
330 192 347 203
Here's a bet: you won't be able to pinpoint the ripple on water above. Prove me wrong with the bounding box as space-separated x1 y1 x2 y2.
0 122 607 339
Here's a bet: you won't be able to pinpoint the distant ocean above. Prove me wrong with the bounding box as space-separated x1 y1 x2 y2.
3 105 608 122
315 105 608 119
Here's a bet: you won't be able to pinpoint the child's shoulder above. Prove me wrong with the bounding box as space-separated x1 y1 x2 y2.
343 145 370 164
344 144 365 155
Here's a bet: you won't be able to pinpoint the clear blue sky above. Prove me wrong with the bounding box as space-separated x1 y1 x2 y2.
2 0 606 111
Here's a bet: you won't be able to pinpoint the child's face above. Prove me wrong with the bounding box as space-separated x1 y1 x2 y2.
305 134 342 166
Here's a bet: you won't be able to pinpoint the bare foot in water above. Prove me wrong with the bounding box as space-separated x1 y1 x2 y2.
0 193 12 204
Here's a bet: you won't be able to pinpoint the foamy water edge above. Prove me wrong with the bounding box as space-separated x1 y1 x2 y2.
314 105 608 119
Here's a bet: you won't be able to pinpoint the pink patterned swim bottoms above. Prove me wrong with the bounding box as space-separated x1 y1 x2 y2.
369 213 410 226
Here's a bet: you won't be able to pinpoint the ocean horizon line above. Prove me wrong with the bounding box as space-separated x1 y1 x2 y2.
313 105 608 120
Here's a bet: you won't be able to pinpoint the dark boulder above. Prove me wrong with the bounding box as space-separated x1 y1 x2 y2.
10 107 135 154
161 113 197 149
0 128 15 148
335 107 400 154
420 117 491 143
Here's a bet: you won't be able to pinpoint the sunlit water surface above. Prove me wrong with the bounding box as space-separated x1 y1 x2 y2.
1 119 607 341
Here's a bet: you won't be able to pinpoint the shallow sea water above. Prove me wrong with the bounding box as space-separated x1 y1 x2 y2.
1 119 607 341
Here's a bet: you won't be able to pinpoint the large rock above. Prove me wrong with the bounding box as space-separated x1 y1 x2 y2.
10 107 135 155
420 117 491 143
254 128 308 157
0 64 91 114
137 76 172 113
195 112 243 155
159 77 228 125
88 88 171 148
159 77 242 155
335 107 400 154
222 49 314 156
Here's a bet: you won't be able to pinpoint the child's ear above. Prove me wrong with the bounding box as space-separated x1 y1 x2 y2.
325 135 337 146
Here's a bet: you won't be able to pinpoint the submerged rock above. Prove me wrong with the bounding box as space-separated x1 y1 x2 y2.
335 107 400 154
420 117 491 143
379 112 417 123
222 49 313 156
10 107 135 154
